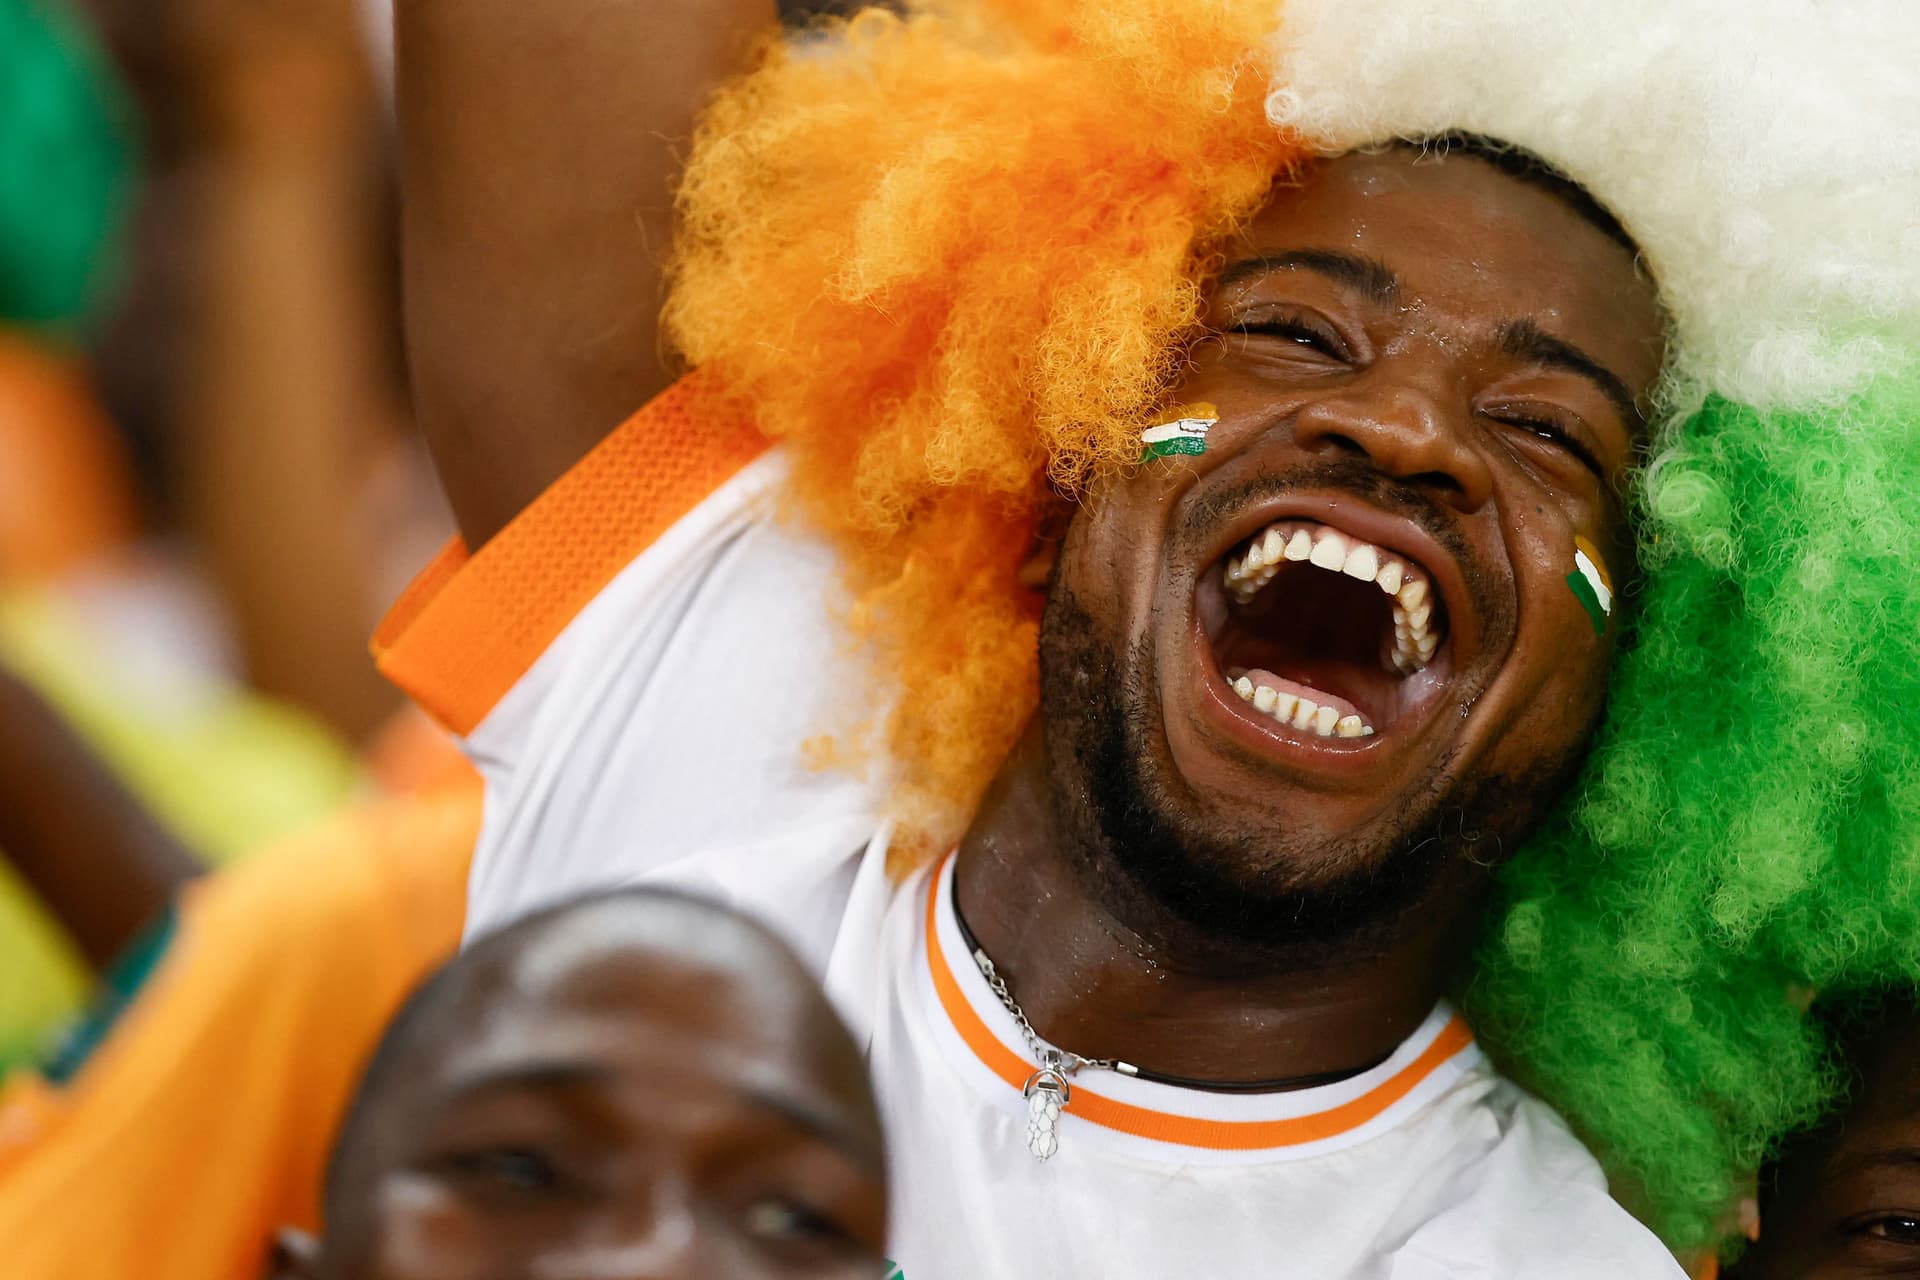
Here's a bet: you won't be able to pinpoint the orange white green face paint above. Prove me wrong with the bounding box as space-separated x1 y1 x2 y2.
1567 535 1614 636
1140 403 1219 461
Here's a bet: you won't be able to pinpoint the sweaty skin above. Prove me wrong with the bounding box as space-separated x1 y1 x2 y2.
273 892 889 1280
954 148 1666 1085
392 0 1667 1095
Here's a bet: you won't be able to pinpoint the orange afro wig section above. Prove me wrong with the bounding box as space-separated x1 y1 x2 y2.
666 0 1301 854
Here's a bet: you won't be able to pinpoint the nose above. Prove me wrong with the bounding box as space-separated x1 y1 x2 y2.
1290 379 1494 513
548 1181 700 1279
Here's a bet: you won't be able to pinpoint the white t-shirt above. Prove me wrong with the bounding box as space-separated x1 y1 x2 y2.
375 380 1685 1278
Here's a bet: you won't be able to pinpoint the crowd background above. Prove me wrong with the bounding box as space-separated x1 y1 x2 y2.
6 1 1908 1276
0 0 457 1071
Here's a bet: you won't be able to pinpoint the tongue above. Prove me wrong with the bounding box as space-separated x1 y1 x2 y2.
1226 667 1365 724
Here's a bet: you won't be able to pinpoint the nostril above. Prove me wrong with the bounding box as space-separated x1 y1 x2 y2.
1317 432 1370 459
1410 470 1463 494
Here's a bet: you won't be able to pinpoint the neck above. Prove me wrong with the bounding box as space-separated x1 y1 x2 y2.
952 728 1480 1086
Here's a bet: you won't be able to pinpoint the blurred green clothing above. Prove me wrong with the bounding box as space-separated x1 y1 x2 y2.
0 0 135 331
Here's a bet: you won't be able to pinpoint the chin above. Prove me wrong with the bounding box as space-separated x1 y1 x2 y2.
1040 582 1589 965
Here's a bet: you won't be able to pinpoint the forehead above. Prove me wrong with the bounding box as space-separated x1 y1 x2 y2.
1231 149 1665 392
340 942 883 1204
1836 1014 1920 1139
431 945 825 1089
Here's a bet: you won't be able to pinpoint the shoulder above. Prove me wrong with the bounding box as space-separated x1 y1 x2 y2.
1383 1065 1687 1278
374 374 777 740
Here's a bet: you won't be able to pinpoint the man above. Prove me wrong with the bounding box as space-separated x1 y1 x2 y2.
270 888 890 1280
1730 991 1920 1280
382 0 1919 1271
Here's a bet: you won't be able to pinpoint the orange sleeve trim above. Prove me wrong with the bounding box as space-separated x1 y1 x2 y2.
925 861 1476 1151
372 374 769 736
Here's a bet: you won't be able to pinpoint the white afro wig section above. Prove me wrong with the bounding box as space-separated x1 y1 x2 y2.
1265 0 1920 411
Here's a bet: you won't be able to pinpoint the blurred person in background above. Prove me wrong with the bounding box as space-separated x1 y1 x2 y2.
0 0 365 1069
268 887 891 1280
1 8 871 1276
1716 989 1920 1280
0 11 470 1279
0 763 476 1280
72 0 450 743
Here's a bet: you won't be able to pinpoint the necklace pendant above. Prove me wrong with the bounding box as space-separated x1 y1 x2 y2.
1022 1058 1071 1162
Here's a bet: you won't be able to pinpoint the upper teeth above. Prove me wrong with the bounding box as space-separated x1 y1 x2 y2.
1223 522 1442 673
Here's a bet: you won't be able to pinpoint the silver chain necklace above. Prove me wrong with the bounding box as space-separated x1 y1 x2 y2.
968 944 1142 1162
954 879 1393 1162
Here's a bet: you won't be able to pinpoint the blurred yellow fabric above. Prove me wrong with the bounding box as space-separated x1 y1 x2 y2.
0 778 476 1278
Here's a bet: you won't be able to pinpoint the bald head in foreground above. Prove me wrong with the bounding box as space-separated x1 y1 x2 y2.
273 888 890 1279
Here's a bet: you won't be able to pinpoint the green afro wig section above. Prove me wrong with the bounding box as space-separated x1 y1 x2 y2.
0 0 135 329
1468 368 1920 1252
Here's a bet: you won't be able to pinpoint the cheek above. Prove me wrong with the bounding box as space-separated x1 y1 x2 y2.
1055 487 1171 618
1596 500 1640 600
1052 506 1116 601
367 1180 499 1279
1498 501 1620 723
1170 336 1232 394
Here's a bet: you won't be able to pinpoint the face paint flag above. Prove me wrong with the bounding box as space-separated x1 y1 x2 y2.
1140 403 1219 461
1566 535 1614 636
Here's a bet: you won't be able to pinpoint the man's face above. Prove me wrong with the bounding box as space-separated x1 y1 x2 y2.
300 938 889 1280
1040 148 1666 949
1738 1009 1920 1279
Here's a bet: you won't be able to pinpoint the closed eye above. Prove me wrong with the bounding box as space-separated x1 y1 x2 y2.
742 1196 860 1244
1487 411 1609 481
1233 316 1348 362
437 1146 578 1201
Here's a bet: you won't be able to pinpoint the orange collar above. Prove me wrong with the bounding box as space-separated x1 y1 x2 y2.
924 856 1477 1152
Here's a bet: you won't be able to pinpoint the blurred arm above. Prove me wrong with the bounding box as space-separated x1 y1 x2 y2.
179 11 405 741
394 0 776 549
0 668 199 970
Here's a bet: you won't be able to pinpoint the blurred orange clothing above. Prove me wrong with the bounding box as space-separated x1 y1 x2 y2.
0 331 139 585
0 777 477 1279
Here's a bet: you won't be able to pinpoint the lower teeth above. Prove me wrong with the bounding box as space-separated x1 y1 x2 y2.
1230 676 1374 739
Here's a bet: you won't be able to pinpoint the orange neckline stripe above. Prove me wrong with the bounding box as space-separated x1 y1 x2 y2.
372 374 769 736
924 865 1476 1151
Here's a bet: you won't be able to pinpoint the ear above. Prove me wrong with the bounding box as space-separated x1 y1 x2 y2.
1016 536 1060 592
1016 498 1076 592
265 1228 321 1280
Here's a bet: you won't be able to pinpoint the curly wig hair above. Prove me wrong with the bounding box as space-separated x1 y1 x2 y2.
669 0 1301 842
665 0 1920 1256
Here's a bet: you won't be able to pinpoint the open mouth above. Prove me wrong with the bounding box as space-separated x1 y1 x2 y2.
1197 520 1452 744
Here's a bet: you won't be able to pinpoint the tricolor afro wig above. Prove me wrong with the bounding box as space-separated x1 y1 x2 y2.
665 0 1920 1255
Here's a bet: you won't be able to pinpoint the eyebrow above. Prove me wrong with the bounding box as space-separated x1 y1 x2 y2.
437 1058 883 1171
1216 248 1400 303
1217 251 1646 433
1830 1146 1920 1177
442 1059 617 1102
1497 318 1644 430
